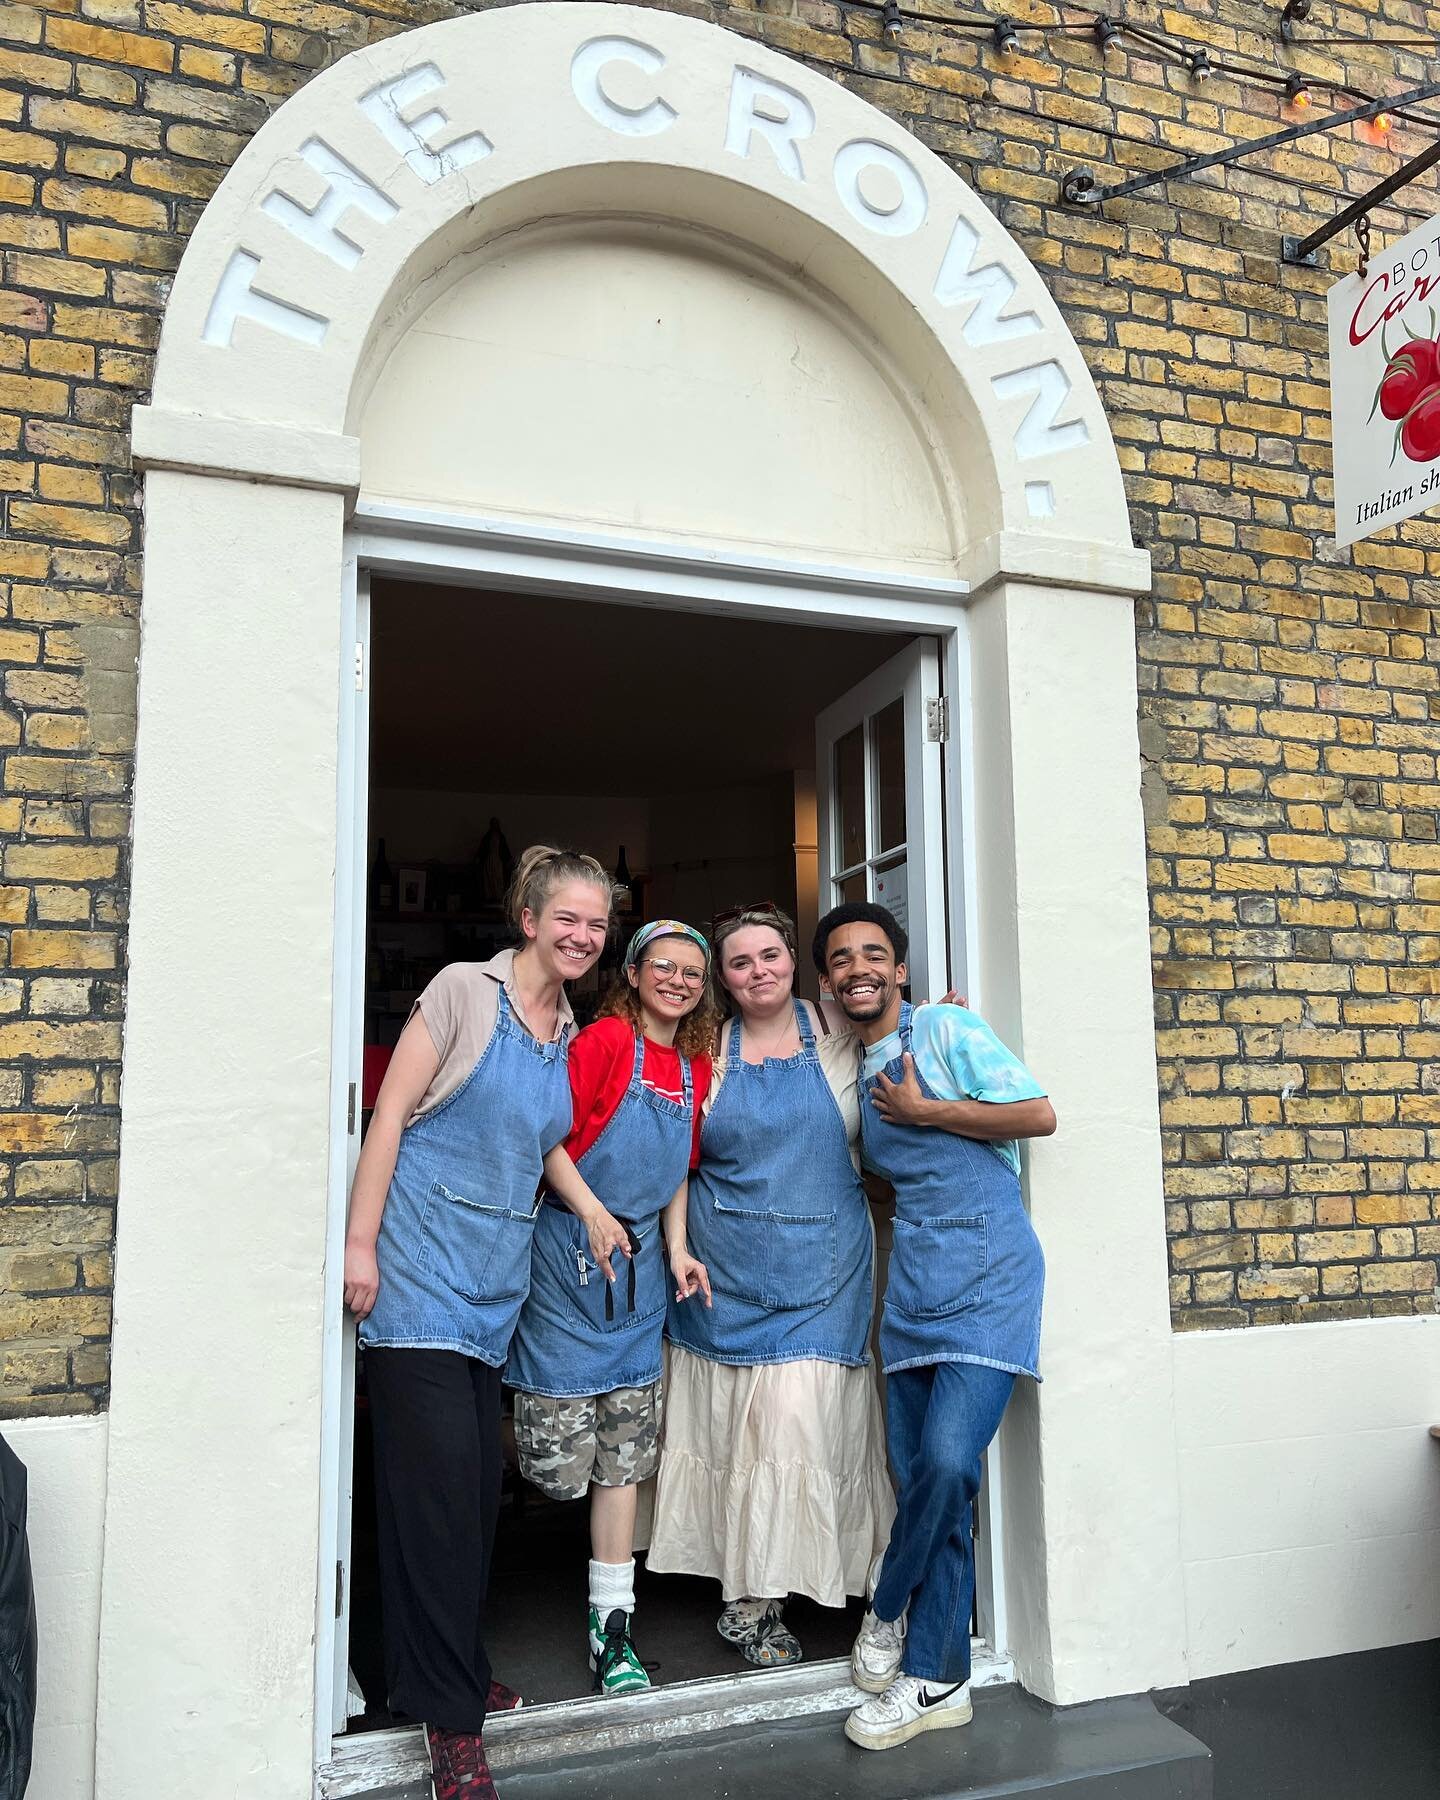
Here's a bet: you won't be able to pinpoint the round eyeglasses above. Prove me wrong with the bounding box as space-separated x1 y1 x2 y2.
641 958 708 988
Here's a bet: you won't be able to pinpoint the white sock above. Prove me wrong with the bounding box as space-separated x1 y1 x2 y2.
588 1558 636 1619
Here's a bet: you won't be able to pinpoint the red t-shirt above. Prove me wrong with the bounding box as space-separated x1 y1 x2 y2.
565 1015 710 1170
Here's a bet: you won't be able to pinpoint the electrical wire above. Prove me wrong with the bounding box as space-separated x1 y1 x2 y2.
829 0 1440 133
790 44 1440 233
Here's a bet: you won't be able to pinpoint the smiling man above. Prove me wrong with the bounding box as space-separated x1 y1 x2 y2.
812 901 1056 1753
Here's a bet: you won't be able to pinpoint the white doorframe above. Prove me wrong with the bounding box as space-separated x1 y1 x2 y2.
311 507 1000 1742
316 559 371 1759
315 503 1006 1753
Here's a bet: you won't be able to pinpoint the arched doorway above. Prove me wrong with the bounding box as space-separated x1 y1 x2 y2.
99 8 1184 1795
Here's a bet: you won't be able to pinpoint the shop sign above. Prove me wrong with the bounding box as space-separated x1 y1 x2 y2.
1328 208 1440 547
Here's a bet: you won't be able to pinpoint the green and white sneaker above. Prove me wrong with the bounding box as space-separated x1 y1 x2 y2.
588 1606 652 1697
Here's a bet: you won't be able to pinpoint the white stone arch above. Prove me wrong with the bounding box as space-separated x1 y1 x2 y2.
101 9 1185 1799
134 2 1137 579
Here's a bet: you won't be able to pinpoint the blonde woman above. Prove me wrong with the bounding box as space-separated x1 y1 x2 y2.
345 848 619 1800
647 904 893 1666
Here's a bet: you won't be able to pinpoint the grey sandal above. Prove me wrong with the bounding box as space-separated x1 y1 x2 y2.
742 1601 803 1668
717 1598 769 1646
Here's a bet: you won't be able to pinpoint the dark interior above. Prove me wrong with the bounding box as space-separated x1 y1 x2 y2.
346 578 904 1724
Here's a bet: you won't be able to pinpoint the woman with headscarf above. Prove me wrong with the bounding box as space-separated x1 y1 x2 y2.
506 920 718 1695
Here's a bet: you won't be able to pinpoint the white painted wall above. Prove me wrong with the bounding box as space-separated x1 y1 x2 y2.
3 1415 106 1800
97 473 344 1800
362 224 957 574
968 581 1189 1703
1175 1313 1440 1679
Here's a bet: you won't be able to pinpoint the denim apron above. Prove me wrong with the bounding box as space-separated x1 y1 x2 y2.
667 1003 872 1368
360 985 572 1367
506 1031 693 1398
859 1003 1044 1379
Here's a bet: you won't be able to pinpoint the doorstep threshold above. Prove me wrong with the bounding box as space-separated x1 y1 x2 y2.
318 1647 1015 1797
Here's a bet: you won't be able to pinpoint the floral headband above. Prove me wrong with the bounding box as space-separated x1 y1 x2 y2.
622 919 712 971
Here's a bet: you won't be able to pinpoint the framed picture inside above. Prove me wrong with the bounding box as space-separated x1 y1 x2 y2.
398 868 427 913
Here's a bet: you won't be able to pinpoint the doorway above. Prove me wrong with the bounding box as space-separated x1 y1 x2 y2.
339 570 966 1726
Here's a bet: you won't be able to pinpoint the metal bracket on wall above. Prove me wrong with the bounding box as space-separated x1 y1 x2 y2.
1282 133 1440 264
1059 80 1440 264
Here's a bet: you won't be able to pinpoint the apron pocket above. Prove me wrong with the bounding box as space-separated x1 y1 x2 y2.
764 1210 838 1310
418 1180 539 1305
709 1201 838 1310
569 1224 667 1333
888 1215 987 1320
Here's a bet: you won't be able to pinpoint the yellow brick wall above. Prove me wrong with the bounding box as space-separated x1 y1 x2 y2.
2 0 1437 1410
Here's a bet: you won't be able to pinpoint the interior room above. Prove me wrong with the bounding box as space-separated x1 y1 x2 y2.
346 576 918 1718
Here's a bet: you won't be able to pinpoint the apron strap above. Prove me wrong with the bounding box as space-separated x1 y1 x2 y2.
795 1000 818 1051
899 1001 916 1056
603 1223 643 1322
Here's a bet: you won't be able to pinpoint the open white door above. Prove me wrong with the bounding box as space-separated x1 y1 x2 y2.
318 563 370 1747
816 641 948 997
816 637 1013 1656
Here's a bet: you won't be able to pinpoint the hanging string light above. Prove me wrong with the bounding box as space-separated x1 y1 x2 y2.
830 0 1438 138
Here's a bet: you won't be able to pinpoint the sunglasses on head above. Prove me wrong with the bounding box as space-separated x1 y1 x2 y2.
712 900 784 928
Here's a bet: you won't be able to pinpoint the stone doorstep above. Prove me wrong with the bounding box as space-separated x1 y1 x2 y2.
319 1680 1212 1800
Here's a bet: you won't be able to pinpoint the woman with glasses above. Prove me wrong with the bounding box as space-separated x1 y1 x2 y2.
646 903 893 1668
506 921 718 1695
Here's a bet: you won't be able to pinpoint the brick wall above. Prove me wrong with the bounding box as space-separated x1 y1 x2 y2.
1 0 1436 1412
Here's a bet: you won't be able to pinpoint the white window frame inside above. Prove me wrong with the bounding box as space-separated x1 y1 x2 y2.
316 501 1006 1781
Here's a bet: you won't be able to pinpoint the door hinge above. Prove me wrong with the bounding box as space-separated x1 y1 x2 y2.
347 1081 357 1135
335 1559 344 1618
926 696 950 743
354 641 364 691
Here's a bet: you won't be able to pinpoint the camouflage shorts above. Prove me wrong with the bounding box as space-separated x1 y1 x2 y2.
513 1381 662 1501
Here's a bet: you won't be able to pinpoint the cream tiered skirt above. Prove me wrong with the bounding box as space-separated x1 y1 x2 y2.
644 1345 895 1609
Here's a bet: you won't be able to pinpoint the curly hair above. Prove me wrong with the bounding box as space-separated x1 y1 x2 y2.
602 934 721 1059
812 901 908 974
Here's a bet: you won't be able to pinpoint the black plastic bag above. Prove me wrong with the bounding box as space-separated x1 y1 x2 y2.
0 1434 36 1800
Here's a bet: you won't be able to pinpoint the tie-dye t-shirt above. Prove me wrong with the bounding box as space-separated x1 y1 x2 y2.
860 1003 1046 1174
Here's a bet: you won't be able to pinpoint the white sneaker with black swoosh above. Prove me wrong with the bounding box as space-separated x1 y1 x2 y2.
844 1675 973 1750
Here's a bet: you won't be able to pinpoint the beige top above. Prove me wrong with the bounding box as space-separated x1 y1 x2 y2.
409 947 574 1122
705 998 863 1163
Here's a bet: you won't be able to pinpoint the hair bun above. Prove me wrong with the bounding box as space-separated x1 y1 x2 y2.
506 846 613 936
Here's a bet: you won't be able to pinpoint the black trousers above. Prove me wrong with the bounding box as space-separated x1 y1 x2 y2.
366 1347 502 1733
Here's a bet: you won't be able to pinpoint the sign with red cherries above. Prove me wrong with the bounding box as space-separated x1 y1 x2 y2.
1328 210 1440 548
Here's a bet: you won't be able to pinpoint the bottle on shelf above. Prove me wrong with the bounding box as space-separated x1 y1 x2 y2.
370 838 395 912
475 817 512 904
613 845 634 914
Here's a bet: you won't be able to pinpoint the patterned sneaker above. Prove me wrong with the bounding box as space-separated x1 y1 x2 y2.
850 1604 906 1693
717 1596 770 1645
486 1679 523 1712
844 1676 973 1751
588 1606 653 1696
425 1724 499 1799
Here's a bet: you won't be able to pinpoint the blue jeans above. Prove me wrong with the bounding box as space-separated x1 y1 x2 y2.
872 1360 1016 1683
